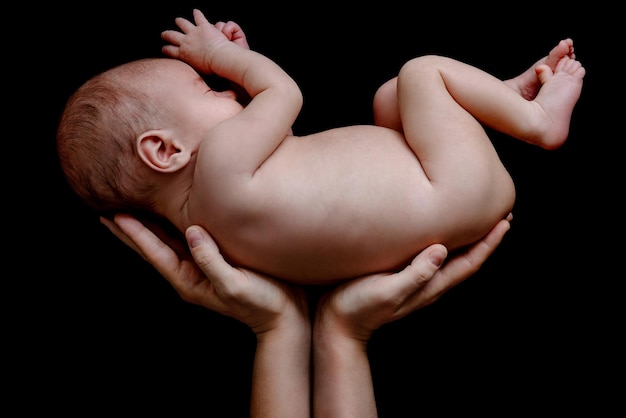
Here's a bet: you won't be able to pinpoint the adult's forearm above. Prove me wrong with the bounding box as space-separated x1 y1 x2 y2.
251 326 311 418
313 333 377 418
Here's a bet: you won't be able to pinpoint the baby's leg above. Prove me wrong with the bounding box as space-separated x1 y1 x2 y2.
373 39 578 133
394 53 583 247
399 54 584 152
395 55 517 249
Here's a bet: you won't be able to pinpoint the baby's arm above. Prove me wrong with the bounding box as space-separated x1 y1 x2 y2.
162 9 302 173
211 20 252 106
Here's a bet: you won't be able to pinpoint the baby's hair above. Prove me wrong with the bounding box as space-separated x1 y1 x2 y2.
56 59 165 214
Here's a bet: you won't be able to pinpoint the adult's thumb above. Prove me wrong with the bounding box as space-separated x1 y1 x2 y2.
186 225 207 249
185 225 231 283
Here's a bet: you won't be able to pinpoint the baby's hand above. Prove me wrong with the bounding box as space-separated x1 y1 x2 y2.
213 20 250 50
161 9 235 74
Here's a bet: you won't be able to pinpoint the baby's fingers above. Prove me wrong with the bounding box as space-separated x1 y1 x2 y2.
192 9 211 26
219 21 250 49
174 16 197 33
161 29 185 46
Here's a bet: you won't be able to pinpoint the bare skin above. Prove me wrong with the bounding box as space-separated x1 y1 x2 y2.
504 38 576 100
101 213 512 418
530 55 585 148
169 46 582 283
373 37 583 150
56 12 584 416
149 14 584 283
57 11 585 285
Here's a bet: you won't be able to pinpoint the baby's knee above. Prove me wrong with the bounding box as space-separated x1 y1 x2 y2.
373 78 397 108
373 78 400 130
396 55 451 92
399 55 447 76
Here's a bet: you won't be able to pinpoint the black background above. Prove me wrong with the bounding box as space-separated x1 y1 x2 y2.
16 1 620 415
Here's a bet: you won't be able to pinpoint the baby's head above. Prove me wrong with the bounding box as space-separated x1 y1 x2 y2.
57 58 171 216
58 57 243 218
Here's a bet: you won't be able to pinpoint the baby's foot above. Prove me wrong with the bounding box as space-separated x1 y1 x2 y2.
505 39 575 100
528 56 585 150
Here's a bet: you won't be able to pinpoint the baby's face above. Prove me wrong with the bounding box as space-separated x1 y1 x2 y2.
155 59 244 139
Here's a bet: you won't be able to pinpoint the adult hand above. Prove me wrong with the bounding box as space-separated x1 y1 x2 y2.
315 215 512 342
312 216 511 418
101 214 308 334
102 213 311 417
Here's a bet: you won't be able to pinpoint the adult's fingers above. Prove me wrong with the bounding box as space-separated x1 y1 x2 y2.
372 244 448 303
111 213 184 283
100 215 141 256
406 217 511 308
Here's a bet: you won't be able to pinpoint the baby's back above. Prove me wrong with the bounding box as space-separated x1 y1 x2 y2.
192 125 506 284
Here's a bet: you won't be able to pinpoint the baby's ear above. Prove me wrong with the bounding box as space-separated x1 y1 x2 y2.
137 130 191 173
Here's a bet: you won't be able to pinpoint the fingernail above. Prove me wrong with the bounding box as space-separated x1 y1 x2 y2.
186 227 203 248
429 249 446 267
